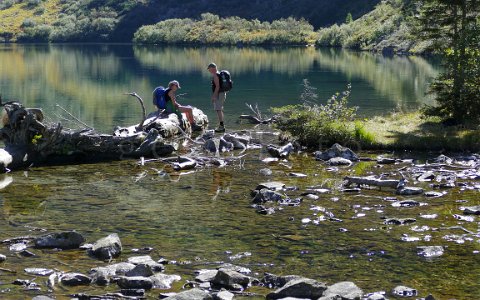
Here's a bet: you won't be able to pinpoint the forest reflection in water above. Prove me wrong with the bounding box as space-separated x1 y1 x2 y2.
0 44 440 133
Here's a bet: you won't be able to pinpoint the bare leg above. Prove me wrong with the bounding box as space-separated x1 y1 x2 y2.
216 110 224 123
179 106 195 124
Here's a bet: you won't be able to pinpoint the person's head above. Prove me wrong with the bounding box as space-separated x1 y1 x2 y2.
207 62 217 74
168 80 181 91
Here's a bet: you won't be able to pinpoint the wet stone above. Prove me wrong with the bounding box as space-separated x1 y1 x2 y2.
32 296 55 300
256 181 285 191
195 269 218 283
211 268 252 290
392 285 418 297
9 243 27 252
391 200 420 207
125 263 154 277
121 289 145 297
24 268 54 276
161 288 211 300
34 231 85 249
88 233 122 260
327 157 352 166
417 246 444 258
320 281 363 300
377 157 396 164
266 277 327 300
255 205 275 215
289 172 307 178
462 205 480 215
384 218 416 225
424 191 444 198
117 276 153 290
0 254 6 262
60 272 91 286
150 273 181 289
396 187 424 196
213 290 235 300
260 168 273 176
127 255 165 272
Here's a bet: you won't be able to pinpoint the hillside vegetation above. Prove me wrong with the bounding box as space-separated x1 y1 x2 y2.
316 0 429 53
0 0 379 43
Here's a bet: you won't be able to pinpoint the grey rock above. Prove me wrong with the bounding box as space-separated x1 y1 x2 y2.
396 187 424 196
267 143 294 158
366 292 387 300
60 272 91 286
424 191 444 198
219 137 234 152
9 242 27 252
127 255 165 272
463 205 480 215
211 268 252 290
34 231 85 249
117 276 153 290
0 254 6 262
125 263 154 277
266 277 327 299
391 200 420 207
32 296 55 300
121 289 145 297
223 133 249 150
327 157 352 166
433 154 453 164
252 188 286 203
195 269 218 282
417 171 435 182
150 273 181 289
262 273 303 288
255 205 275 215
384 218 416 225
392 285 417 297
204 139 219 152
162 288 213 300
417 246 444 258
90 262 136 285
88 233 122 260
314 143 359 161
24 268 54 276
213 290 235 300
260 168 273 176
320 281 363 300
218 263 251 274
377 157 396 164
289 172 307 178
256 181 285 191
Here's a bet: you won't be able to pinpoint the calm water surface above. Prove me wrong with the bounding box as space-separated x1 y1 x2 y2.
1 45 479 299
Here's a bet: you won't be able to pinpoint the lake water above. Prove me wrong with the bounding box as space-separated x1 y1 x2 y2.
0 44 440 132
2 45 479 300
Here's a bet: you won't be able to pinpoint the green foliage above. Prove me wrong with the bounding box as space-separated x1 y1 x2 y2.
18 24 52 42
272 80 360 148
345 12 353 24
418 0 480 123
134 14 317 45
316 0 417 52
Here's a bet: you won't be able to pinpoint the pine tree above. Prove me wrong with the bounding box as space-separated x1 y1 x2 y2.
418 0 480 123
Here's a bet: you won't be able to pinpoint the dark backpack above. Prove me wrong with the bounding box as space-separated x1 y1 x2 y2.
152 86 167 109
218 70 233 92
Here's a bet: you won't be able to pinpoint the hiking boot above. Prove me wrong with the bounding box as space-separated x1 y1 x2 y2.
214 125 225 133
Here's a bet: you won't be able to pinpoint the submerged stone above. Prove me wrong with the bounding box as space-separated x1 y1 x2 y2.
266 277 327 299
417 246 444 258
34 231 85 249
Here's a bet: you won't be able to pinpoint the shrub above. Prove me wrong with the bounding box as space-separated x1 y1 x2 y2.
21 18 36 28
272 80 359 149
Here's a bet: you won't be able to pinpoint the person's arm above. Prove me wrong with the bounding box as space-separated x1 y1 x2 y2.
168 90 179 108
212 74 220 102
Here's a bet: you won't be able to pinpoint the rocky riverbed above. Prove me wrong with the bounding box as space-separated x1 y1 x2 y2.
1 140 479 299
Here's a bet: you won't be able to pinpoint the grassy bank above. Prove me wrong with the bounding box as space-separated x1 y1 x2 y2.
362 112 480 152
271 82 480 152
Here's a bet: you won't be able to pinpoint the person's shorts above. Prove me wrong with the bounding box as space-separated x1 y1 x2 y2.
213 92 226 111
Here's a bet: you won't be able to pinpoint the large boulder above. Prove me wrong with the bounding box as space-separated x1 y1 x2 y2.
150 273 181 289
315 143 358 161
117 276 153 290
88 233 122 260
266 277 327 300
162 288 212 300
34 231 85 249
60 273 92 286
211 268 252 291
319 281 363 300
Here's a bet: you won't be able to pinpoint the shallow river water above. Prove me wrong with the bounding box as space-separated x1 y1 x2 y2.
0 44 479 299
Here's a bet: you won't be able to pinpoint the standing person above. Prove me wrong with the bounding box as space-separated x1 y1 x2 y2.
164 80 200 130
207 62 226 132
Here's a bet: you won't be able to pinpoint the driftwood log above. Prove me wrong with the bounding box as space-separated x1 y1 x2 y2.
0 98 208 172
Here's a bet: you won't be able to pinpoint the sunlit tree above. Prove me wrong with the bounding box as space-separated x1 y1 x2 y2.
418 0 480 123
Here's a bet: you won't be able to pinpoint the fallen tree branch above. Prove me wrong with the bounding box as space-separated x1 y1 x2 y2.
125 92 146 132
